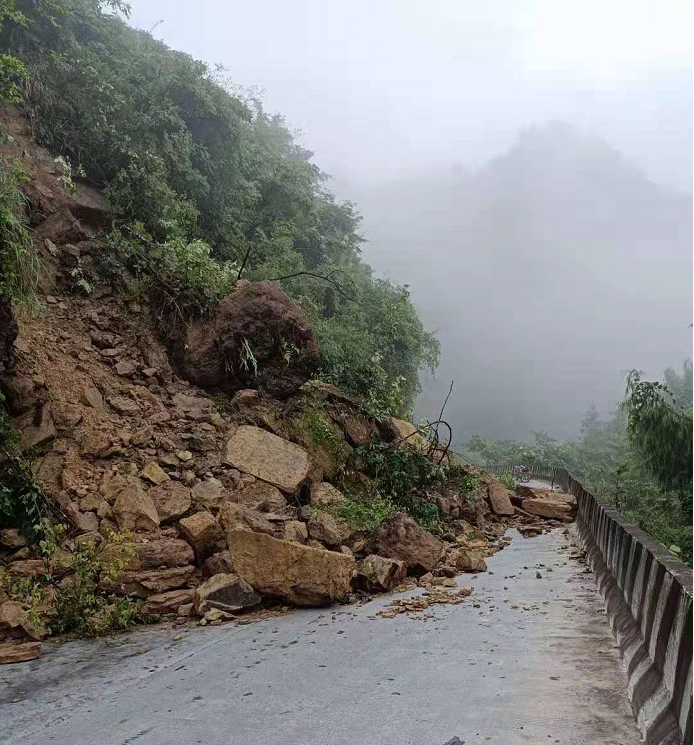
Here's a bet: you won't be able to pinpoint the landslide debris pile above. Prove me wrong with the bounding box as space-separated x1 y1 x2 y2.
0 110 576 665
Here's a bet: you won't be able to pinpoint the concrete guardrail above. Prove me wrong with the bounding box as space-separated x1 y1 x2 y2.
553 469 692 745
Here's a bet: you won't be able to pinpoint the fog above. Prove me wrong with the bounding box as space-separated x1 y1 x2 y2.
128 0 692 444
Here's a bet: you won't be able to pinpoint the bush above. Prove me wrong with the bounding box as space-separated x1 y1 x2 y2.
0 522 142 638
354 440 446 527
497 472 516 490
0 156 40 308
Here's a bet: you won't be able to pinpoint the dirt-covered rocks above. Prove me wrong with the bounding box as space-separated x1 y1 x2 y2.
181 281 320 398
223 425 310 494
355 555 407 592
369 513 445 574
226 529 354 606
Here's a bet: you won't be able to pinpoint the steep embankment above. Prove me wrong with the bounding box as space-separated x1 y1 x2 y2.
0 108 575 664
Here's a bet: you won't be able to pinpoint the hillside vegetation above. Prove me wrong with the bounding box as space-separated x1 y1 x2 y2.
468 360 693 563
0 0 438 418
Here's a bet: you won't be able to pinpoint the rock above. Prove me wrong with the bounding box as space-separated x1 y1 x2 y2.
369 513 444 574
150 481 191 523
203 551 234 578
387 418 427 451
487 483 514 516
177 603 193 618
226 529 354 606
223 426 310 494
0 601 26 629
5 560 45 577
112 477 160 532
282 520 308 543
193 573 260 615
75 510 99 533
307 512 351 547
178 512 226 560
0 641 41 664
355 555 407 592
14 402 56 452
80 384 104 411
0 529 26 548
141 589 195 616
171 393 211 420
135 539 194 569
80 431 111 457
521 498 573 520
107 396 140 416
343 416 374 447
114 359 138 377
310 482 346 508
218 502 276 536
230 481 287 513
191 478 225 509
104 566 196 597
448 548 487 573
141 461 169 485
181 281 320 398
176 450 193 462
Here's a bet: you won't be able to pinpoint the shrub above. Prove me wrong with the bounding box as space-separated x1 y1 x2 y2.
0 522 141 638
496 472 516 490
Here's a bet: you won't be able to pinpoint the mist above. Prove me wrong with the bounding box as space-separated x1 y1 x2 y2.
128 0 693 444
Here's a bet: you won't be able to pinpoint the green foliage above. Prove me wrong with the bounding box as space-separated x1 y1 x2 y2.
1 0 437 418
496 472 516 490
329 497 397 532
0 156 40 307
0 392 51 536
468 362 693 564
355 441 445 527
623 369 693 493
1 522 141 638
0 2 28 102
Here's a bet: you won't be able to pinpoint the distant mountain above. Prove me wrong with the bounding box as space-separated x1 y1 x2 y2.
349 122 692 443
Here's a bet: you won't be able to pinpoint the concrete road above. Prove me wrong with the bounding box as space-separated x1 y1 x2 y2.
1 529 641 745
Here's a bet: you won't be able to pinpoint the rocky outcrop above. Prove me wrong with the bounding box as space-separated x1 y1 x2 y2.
181 281 320 398
369 513 444 574
225 529 354 606
223 426 310 493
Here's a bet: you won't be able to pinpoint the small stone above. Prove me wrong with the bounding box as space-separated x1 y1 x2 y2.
0 529 26 548
141 461 169 485
191 478 225 509
107 396 140 416
176 450 193 462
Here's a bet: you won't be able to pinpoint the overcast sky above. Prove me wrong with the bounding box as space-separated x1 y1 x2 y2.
130 0 692 192
127 1 692 442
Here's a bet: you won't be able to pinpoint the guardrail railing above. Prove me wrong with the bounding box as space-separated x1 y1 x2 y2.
485 462 692 745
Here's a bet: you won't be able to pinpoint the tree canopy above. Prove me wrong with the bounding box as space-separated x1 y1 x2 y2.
0 0 438 417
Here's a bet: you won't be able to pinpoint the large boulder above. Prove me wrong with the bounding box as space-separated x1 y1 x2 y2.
224 426 310 493
369 513 444 574
355 555 407 593
522 498 573 520
487 483 514 517
226 529 354 606
194 573 260 615
181 281 320 398
448 547 487 573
